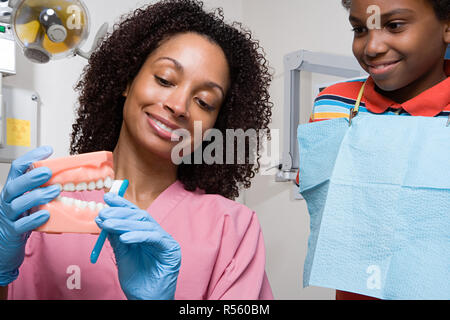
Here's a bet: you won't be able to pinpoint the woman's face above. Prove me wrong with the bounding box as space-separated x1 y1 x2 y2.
121 32 230 161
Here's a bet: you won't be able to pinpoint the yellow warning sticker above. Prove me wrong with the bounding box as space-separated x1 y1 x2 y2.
7 118 31 147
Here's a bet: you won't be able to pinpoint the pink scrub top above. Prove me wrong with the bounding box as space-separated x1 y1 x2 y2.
8 181 273 300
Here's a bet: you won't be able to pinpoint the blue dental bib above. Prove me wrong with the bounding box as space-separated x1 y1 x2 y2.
298 113 450 299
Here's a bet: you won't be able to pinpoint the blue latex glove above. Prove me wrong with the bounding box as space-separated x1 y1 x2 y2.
0 146 60 286
96 193 181 300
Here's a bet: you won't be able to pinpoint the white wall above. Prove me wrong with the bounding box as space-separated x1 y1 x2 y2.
1 0 357 300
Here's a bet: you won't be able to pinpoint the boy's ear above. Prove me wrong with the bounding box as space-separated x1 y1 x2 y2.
444 21 450 44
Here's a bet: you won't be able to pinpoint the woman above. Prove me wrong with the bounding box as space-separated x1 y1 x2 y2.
0 0 273 299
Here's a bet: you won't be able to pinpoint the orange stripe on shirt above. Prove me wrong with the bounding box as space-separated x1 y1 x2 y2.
312 112 350 121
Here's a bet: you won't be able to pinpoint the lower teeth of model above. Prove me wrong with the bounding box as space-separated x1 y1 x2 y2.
56 196 109 211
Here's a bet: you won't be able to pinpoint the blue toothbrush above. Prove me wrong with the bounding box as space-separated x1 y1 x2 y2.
90 179 129 264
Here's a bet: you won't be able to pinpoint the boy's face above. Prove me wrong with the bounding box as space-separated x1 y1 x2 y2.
349 0 450 102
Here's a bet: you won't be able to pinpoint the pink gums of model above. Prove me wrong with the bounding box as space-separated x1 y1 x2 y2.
31 151 114 234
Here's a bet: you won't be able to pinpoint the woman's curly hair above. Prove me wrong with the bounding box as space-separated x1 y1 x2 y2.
70 0 273 200
341 0 450 20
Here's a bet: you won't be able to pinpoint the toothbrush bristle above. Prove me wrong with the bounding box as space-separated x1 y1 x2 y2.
109 180 124 194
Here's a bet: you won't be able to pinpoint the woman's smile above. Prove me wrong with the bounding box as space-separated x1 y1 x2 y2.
145 112 181 140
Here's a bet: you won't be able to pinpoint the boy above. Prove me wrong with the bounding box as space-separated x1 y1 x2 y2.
299 0 449 300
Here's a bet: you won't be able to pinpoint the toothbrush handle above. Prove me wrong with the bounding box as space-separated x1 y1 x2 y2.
90 180 129 264
90 231 107 264
118 180 129 197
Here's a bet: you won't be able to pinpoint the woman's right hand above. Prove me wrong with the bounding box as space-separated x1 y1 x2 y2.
0 146 60 286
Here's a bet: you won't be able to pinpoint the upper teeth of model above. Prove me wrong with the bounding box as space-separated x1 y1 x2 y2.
53 176 113 211
55 176 112 192
152 116 174 133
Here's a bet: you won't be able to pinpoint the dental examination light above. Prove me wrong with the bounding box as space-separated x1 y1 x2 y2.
1 0 108 63
0 0 108 163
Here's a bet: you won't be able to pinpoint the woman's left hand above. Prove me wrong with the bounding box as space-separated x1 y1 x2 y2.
96 193 181 300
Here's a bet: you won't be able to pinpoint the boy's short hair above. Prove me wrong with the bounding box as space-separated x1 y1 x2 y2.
341 0 450 21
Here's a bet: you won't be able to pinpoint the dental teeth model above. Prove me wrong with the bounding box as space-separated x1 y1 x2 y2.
55 177 112 211
31 151 115 234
